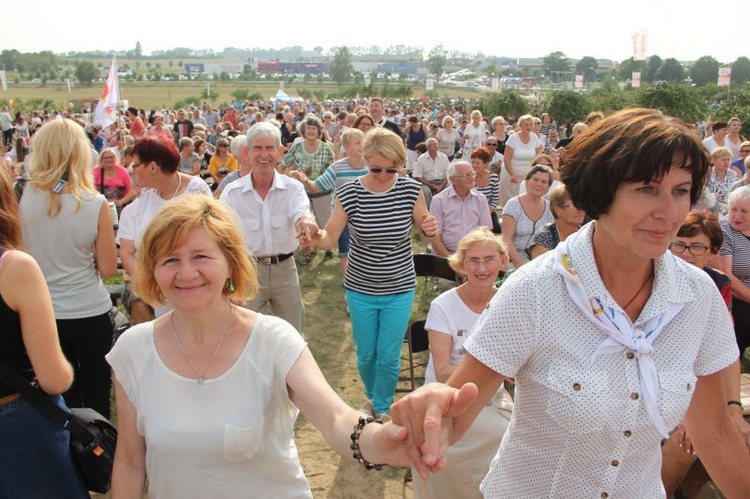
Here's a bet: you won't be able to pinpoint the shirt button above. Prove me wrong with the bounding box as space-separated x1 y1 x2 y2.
625 350 635 359
686 383 691 391
573 383 581 391
623 430 632 437
611 459 620 467
630 392 639 400
601 493 609 498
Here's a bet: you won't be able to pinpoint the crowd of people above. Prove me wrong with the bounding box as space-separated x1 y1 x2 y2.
1 95 750 498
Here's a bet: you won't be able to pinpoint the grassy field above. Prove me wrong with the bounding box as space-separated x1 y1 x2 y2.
1 81 483 112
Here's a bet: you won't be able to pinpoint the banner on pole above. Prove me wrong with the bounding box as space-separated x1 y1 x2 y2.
632 72 641 88
632 29 647 61
93 57 119 128
718 66 732 88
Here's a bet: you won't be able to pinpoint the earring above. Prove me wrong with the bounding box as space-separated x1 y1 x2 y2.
225 278 236 294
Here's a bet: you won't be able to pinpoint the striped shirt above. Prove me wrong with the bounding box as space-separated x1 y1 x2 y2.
338 176 421 295
476 173 500 209
720 215 750 289
314 158 368 199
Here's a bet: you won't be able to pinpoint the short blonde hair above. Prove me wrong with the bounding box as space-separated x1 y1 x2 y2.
549 184 572 219
362 127 407 168
134 196 257 307
517 114 534 129
711 146 732 161
341 128 365 148
470 110 483 121
448 227 508 274
28 119 95 217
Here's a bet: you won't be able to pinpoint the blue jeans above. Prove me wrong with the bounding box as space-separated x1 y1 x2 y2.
0 395 89 498
346 289 415 414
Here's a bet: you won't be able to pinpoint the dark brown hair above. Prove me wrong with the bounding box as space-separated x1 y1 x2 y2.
561 108 709 219
676 211 723 253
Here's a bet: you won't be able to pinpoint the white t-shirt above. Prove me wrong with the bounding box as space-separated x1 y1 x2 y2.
116 176 211 249
505 132 543 180
465 222 738 498
106 315 312 498
424 288 481 384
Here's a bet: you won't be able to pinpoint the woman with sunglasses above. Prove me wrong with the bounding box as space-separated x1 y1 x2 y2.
309 128 439 419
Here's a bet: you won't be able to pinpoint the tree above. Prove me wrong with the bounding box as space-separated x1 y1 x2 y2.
480 90 528 119
690 56 720 87
135 41 142 58
575 56 599 84
543 52 570 82
544 91 590 125
329 46 353 86
643 55 662 84
426 45 448 80
656 58 685 83
485 63 498 79
617 57 641 82
731 56 750 85
633 82 705 122
75 60 98 86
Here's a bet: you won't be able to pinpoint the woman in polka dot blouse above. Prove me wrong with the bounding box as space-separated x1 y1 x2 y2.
392 109 750 498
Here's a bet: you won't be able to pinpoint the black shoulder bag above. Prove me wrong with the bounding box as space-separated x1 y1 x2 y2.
0 360 117 493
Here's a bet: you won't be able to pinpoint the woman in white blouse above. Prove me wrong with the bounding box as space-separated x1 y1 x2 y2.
390 108 750 497
501 114 544 204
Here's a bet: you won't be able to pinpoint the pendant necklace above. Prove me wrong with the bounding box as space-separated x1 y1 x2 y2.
171 303 234 384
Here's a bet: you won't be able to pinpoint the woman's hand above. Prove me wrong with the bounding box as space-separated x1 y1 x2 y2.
390 382 478 478
421 213 438 238
287 169 308 183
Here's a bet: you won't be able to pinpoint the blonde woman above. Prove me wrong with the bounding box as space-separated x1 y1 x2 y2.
501 115 544 204
461 110 487 160
708 146 739 214
413 228 513 499
20 119 117 418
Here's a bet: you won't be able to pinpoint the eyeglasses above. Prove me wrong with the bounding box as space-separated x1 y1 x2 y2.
453 172 477 179
669 241 709 256
741 149 750 154
131 162 146 169
486 143 498 147
369 167 399 174
464 256 501 268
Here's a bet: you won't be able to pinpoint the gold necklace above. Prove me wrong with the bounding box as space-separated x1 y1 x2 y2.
170 304 234 385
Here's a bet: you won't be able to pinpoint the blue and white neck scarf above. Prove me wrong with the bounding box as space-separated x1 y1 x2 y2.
553 234 683 438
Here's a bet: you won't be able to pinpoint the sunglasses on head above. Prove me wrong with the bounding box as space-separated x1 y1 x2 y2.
369 167 398 174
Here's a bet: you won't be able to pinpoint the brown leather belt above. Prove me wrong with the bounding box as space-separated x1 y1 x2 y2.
255 253 294 265
0 393 20 405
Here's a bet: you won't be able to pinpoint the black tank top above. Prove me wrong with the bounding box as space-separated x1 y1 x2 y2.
0 248 35 397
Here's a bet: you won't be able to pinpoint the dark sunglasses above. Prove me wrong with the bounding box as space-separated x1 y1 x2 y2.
369 167 398 174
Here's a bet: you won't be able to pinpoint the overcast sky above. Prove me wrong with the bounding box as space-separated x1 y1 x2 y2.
1 0 745 63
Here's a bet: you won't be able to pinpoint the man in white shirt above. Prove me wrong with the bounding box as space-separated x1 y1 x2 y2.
413 138 450 208
220 122 318 335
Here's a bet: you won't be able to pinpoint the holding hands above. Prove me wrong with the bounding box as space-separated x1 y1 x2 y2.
389 382 478 478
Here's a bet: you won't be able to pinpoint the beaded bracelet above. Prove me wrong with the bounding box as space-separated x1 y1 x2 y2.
727 400 743 408
351 415 384 470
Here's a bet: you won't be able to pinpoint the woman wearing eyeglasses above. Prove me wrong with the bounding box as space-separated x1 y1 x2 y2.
527 185 585 260
413 228 513 499
117 137 212 325
661 211 750 497
309 128 439 419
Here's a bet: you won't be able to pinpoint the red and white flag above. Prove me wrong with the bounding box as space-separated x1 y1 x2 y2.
718 66 732 87
94 57 119 128
575 75 584 89
632 29 647 61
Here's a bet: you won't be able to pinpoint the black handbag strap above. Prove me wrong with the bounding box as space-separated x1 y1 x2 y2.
0 359 93 444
